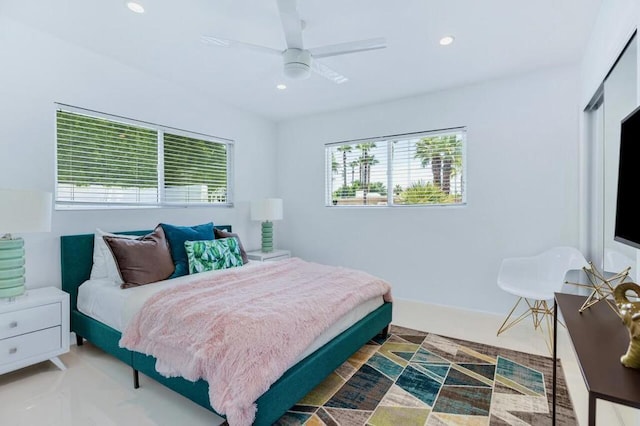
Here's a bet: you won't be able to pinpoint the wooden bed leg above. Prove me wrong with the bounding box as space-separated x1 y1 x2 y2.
76 334 84 346
379 325 390 338
133 369 140 389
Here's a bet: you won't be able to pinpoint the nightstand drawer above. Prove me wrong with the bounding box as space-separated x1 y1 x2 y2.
0 303 61 340
0 326 61 366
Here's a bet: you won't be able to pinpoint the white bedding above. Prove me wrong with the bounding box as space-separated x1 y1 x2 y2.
77 261 384 363
78 262 263 331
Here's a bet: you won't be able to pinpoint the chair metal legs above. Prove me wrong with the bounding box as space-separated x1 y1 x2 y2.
497 297 561 354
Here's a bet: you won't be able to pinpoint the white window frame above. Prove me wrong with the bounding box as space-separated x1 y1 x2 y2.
55 103 234 209
325 127 467 207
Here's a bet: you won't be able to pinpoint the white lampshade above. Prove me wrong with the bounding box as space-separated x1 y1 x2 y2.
251 198 283 222
0 189 52 234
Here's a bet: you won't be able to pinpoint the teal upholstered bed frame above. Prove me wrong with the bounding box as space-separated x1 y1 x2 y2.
60 227 393 425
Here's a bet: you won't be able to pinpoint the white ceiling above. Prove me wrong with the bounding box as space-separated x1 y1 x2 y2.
3 0 602 121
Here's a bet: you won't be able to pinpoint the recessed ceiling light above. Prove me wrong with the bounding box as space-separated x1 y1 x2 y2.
276 84 287 90
126 1 145 13
439 36 454 46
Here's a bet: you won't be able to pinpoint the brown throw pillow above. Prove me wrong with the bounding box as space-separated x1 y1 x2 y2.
104 225 175 289
214 228 249 264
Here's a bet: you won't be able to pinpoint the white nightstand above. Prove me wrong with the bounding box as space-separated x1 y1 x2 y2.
246 249 291 262
0 287 70 375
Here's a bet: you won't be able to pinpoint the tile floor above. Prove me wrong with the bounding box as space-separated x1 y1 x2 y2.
0 298 633 425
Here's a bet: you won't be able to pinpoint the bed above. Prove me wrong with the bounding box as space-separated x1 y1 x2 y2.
60 226 393 425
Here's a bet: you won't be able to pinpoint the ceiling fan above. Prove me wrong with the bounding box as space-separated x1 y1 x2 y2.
201 0 387 84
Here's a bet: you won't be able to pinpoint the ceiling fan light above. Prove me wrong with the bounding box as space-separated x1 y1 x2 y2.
282 48 312 80
284 63 311 79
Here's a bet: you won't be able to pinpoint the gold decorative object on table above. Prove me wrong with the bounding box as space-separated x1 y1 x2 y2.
565 262 630 314
614 282 640 369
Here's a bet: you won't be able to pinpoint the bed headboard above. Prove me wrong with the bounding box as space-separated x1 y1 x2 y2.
60 225 232 312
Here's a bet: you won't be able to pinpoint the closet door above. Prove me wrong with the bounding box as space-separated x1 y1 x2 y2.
602 36 637 278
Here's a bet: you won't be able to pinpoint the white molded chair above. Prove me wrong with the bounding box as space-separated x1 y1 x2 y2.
604 248 636 282
496 246 589 351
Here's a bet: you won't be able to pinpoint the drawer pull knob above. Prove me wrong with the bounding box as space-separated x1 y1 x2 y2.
9 321 18 328
9 348 17 354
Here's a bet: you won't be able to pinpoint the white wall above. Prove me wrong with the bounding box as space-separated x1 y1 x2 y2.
0 18 278 289
276 65 581 314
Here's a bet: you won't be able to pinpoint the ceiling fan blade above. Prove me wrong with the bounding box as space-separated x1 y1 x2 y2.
311 60 349 84
201 35 281 56
276 0 304 49
309 37 387 59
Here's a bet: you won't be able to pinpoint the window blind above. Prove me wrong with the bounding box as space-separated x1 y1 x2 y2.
55 107 233 208
56 111 158 205
326 128 466 207
164 133 228 204
327 141 389 206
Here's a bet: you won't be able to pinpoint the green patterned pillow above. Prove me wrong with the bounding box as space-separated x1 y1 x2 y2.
184 238 244 274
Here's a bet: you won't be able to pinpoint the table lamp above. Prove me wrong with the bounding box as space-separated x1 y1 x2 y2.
0 189 52 298
251 198 283 253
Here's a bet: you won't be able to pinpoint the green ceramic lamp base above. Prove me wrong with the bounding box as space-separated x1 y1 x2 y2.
0 237 26 298
261 221 274 252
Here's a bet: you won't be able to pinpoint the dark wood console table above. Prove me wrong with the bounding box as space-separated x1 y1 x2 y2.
554 293 640 425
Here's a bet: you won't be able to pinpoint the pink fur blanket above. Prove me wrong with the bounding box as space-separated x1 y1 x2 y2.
119 257 392 426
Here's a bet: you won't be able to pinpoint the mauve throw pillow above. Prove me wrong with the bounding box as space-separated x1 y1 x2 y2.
214 228 249 264
161 222 215 278
104 225 175 289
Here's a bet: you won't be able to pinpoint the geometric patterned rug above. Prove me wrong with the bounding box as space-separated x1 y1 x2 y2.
275 325 577 425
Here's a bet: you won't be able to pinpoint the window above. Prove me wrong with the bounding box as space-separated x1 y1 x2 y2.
325 128 466 206
55 105 233 208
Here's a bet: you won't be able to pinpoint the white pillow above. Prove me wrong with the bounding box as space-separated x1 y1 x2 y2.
90 228 138 284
